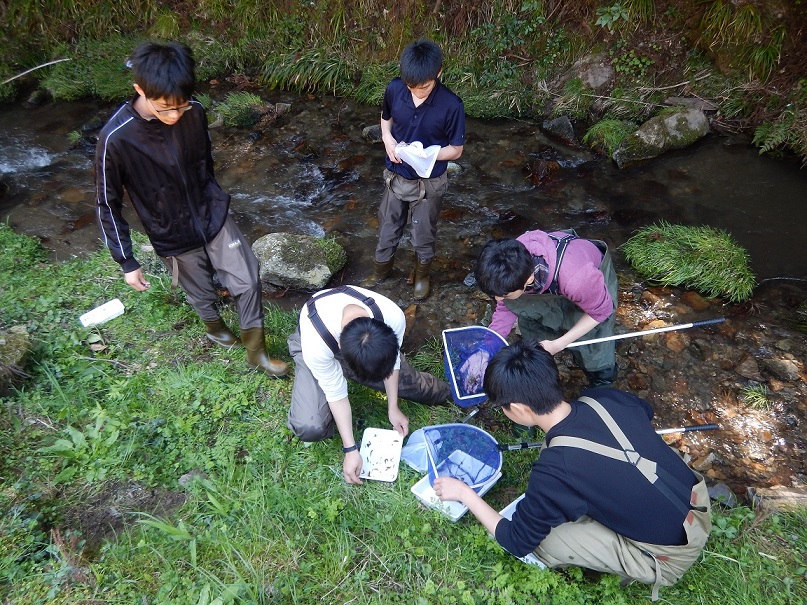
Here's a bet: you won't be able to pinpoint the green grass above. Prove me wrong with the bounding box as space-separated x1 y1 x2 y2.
1 224 806 604
621 221 757 303
582 119 637 156
740 383 772 410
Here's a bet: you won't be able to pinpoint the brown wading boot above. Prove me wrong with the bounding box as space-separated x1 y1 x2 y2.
360 258 394 288
203 319 241 348
240 327 289 377
413 258 433 300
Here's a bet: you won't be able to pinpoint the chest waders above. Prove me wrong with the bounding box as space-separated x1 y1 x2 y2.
504 231 618 376
546 396 710 600
306 286 384 355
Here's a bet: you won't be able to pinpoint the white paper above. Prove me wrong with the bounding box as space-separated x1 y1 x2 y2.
395 141 441 178
358 428 403 482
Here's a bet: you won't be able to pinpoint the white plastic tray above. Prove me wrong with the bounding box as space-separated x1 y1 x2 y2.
358 428 403 482
496 495 546 567
411 471 501 522
79 298 125 327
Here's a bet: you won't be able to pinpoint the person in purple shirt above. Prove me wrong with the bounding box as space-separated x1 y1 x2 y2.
361 39 465 300
433 341 711 601
474 229 618 387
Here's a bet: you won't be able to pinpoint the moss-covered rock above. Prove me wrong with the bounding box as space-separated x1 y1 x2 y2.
613 109 710 168
252 232 347 291
0 325 31 396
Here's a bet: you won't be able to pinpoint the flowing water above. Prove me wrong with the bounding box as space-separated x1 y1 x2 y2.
1 89 806 496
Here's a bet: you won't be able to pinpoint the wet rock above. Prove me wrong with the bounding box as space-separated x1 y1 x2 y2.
447 161 463 175
613 109 710 169
680 290 710 311
747 485 807 513
541 116 577 146
735 355 763 381
760 358 801 382
692 450 718 471
253 233 346 291
708 482 739 506
25 88 52 107
0 325 31 396
640 290 663 308
362 124 382 143
665 331 689 353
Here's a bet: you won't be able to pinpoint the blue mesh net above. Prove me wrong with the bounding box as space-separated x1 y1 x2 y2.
420 424 502 488
442 326 509 408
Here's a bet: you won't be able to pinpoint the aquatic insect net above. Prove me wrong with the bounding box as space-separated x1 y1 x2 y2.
442 326 509 408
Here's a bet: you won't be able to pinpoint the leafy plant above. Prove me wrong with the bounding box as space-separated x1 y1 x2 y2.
621 221 756 302
753 79 807 165
595 3 629 32
260 48 358 96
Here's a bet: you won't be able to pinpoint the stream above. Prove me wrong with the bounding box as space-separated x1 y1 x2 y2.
1 88 805 498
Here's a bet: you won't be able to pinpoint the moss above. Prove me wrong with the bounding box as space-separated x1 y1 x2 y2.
276 235 346 274
582 119 637 155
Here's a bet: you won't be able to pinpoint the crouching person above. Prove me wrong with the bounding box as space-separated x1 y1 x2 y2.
433 340 711 600
287 285 451 484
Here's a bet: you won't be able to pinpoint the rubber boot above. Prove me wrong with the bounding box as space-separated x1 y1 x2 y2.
413 258 433 300
203 319 241 348
584 363 618 388
360 258 394 288
240 327 289 377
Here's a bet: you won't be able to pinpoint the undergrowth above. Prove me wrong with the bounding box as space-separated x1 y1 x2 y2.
1 226 805 604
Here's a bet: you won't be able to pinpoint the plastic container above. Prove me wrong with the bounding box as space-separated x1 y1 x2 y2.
358 427 403 482
411 470 501 522
79 298 125 327
496 495 547 567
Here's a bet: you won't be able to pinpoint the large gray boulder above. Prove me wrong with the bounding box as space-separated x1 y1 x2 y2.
252 232 347 291
613 109 710 169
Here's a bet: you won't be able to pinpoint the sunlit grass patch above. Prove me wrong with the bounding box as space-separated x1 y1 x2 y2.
621 221 756 302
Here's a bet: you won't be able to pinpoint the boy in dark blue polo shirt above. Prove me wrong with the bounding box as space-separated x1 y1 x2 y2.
361 39 465 300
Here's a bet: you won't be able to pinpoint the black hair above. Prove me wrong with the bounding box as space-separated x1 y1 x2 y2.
400 39 443 87
483 340 564 415
340 317 399 383
474 238 535 297
129 41 195 103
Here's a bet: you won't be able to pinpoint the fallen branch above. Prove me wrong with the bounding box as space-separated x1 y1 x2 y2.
1 58 71 85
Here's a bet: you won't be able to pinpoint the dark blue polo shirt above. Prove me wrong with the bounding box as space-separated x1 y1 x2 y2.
381 77 465 180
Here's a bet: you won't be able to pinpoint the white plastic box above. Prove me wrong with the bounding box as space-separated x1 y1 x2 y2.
79 298 125 327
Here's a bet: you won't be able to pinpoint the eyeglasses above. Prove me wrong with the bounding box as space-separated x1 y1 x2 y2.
147 98 193 115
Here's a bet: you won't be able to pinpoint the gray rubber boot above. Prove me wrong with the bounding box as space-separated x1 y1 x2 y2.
203 319 241 348
413 258 433 300
240 327 289 377
360 258 394 288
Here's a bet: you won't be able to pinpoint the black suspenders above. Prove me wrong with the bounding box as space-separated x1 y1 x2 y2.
305 286 384 356
545 231 578 295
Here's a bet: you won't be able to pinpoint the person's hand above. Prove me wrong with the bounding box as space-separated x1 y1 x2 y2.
124 268 150 291
384 136 402 163
433 476 470 502
343 450 363 485
388 408 409 437
458 350 490 394
539 338 565 355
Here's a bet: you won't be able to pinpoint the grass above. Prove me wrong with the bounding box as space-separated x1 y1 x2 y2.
213 92 265 127
1 227 806 603
621 221 757 303
582 119 637 156
740 383 772 410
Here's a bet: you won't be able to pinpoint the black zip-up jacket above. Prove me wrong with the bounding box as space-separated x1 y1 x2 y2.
95 96 229 273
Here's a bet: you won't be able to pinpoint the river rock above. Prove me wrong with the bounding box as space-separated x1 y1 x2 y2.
252 232 347 291
760 358 802 382
708 482 739 507
568 53 614 91
612 109 710 169
680 290 711 311
734 354 763 381
362 124 382 143
541 116 577 145
746 485 807 513
0 325 32 396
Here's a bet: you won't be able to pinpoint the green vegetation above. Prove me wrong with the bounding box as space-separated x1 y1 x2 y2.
740 383 772 410
583 118 637 156
212 92 265 127
0 0 805 162
2 221 806 603
621 221 756 303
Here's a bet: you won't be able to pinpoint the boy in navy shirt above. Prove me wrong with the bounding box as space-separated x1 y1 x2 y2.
361 39 465 300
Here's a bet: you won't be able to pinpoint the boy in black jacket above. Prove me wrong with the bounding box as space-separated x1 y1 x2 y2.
95 41 287 376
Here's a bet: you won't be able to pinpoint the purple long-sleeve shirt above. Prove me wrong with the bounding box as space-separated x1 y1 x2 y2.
488 230 613 337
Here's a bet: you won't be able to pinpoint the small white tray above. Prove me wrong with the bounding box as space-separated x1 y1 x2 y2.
496 495 546 568
358 428 403 482
411 471 501 522
79 298 125 327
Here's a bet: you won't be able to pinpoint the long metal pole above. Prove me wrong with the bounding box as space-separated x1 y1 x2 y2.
567 317 725 348
497 423 720 451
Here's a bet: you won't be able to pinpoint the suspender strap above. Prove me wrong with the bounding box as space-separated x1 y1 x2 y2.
306 286 384 356
547 396 694 515
545 231 578 295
